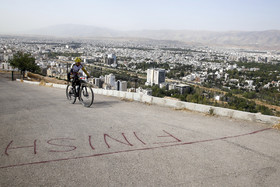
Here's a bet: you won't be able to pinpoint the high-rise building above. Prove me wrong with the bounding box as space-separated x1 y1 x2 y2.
146 68 165 86
105 74 115 87
154 69 165 85
146 69 154 85
106 54 117 67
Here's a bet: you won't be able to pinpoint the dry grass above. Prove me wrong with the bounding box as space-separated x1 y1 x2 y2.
27 72 67 85
173 108 200 115
39 80 46 86
143 102 152 106
209 108 215 116
174 107 191 112
121 98 134 102
164 96 180 101
272 123 280 130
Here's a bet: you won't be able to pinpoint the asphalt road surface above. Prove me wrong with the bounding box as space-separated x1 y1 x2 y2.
1 75 280 187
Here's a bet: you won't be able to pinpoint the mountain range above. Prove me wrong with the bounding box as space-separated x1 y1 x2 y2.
25 24 280 50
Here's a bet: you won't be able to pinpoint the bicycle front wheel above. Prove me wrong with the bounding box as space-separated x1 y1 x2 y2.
79 85 94 107
66 85 77 104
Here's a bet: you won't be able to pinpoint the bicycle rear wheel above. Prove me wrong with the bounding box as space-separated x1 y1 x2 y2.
66 84 77 104
79 85 94 107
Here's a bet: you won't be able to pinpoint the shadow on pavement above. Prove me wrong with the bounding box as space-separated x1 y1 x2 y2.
91 100 120 108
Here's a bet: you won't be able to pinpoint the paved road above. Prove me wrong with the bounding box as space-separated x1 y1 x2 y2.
1 75 280 187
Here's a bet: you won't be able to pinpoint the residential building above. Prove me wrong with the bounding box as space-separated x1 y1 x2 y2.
175 84 191 95
116 80 127 91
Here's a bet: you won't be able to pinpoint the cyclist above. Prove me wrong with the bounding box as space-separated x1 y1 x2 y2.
68 57 90 96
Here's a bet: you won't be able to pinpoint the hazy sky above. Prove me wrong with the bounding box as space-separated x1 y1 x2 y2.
1 0 280 33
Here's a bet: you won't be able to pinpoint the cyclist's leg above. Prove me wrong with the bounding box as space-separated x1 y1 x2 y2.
67 72 70 82
70 75 78 96
76 79 81 97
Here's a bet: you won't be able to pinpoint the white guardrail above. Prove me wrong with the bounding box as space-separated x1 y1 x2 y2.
17 79 280 125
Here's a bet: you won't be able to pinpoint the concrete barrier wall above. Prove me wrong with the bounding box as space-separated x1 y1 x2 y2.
88 87 280 125
18 79 280 125
22 80 39 85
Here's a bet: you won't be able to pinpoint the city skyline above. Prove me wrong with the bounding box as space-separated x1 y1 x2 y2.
1 0 280 34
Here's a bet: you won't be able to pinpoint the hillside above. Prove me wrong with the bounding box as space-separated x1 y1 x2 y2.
25 24 280 49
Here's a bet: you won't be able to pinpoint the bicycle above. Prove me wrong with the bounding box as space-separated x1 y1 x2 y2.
66 75 94 107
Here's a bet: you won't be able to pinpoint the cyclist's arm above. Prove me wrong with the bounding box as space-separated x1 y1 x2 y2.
81 66 90 77
70 63 75 74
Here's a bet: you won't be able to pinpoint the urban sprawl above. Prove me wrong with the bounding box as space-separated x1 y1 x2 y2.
1 36 280 116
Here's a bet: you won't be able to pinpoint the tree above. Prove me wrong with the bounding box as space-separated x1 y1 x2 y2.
9 52 40 77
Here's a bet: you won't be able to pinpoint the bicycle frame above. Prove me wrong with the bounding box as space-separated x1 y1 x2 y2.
66 75 94 107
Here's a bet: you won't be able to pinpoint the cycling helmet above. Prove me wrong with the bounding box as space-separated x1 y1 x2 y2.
75 57 82 63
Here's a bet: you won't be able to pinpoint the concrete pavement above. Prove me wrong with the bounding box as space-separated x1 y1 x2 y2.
0 75 280 186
